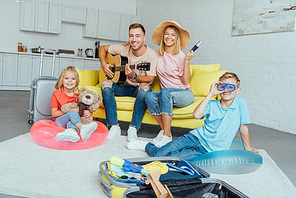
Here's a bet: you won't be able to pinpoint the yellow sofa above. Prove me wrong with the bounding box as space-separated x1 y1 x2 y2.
76 64 226 129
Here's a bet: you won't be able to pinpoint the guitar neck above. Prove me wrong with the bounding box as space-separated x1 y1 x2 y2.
114 65 136 72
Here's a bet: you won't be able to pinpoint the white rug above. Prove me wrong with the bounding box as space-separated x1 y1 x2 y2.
0 133 295 198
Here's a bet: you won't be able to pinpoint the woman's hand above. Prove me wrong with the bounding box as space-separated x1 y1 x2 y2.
185 50 194 61
182 50 194 85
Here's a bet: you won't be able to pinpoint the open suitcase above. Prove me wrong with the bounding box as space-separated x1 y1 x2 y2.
99 156 248 198
28 50 57 124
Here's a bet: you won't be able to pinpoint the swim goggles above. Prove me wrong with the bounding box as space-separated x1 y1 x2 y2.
217 83 237 92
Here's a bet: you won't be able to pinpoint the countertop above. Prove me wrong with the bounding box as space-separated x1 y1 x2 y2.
0 51 100 61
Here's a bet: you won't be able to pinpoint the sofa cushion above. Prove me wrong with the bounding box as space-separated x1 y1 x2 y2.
190 64 220 73
190 69 228 97
115 97 136 110
76 69 100 89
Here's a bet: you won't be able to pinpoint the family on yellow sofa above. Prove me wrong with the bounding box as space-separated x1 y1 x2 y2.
52 21 258 160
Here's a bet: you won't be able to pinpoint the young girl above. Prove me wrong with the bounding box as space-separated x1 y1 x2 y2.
50 66 98 142
144 21 194 147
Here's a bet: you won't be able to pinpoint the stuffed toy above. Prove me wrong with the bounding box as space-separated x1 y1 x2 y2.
61 87 103 124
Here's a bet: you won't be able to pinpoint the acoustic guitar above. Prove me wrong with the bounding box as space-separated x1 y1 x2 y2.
99 53 151 86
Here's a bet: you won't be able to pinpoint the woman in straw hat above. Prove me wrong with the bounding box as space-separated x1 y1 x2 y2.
145 21 195 147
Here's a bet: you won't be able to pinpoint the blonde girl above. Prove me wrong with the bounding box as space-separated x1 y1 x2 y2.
50 66 98 142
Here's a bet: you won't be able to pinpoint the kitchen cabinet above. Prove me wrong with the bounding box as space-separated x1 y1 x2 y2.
35 0 49 33
62 4 86 24
73 59 85 70
0 53 3 86
83 8 98 38
48 2 62 34
20 0 61 34
119 14 131 42
97 10 120 41
59 57 85 71
20 0 35 31
3 54 18 86
85 59 100 70
18 55 32 86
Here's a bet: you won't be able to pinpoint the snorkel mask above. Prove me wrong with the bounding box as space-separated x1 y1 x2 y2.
217 83 237 92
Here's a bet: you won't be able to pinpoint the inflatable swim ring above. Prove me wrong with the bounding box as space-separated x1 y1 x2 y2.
190 139 263 174
30 120 108 150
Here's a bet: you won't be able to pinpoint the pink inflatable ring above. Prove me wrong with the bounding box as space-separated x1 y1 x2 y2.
30 120 108 150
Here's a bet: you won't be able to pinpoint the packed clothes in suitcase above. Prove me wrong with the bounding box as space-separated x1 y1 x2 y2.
28 50 57 124
99 156 248 198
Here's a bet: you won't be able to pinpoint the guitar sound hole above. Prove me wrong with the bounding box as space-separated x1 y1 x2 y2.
111 65 115 74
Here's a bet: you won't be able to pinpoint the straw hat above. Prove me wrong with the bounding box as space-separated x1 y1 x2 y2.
152 21 190 50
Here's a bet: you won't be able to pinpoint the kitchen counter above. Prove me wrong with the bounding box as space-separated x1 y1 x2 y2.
0 51 100 61
0 51 100 91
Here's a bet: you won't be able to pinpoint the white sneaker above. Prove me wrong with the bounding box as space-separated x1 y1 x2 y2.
107 125 121 140
126 140 148 151
80 122 98 140
56 128 80 142
155 135 172 147
127 127 138 142
152 130 164 144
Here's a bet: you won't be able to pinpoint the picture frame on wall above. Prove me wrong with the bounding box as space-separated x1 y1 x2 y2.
231 0 296 36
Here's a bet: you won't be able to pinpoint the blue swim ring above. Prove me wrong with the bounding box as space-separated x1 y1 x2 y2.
190 139 263 174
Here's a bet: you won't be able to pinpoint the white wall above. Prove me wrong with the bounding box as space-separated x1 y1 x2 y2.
0 0 137 53
137 0 296 135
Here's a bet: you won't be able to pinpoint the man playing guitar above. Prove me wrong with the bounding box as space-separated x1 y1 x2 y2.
99 23 158 141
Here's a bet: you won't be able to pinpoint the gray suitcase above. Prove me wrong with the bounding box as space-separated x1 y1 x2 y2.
28 50 57 124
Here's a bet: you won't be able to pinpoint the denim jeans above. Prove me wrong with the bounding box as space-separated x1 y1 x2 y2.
145 88 194 116
55 111 83 132
101 80 152 129
145 133 208 161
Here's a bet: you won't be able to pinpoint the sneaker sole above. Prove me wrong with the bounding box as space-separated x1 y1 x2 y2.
81 122 98 140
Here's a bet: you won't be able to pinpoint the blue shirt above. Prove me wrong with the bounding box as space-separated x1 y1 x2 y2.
190 96 251 152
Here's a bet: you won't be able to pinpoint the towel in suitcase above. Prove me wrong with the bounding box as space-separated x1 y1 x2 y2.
98 156 249 198
28 50 57 124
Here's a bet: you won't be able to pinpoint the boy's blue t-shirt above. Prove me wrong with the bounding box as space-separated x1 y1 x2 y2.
190 96 251 152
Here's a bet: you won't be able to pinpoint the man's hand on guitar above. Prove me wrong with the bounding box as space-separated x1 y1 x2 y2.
125 64 135 78
102 62 115 78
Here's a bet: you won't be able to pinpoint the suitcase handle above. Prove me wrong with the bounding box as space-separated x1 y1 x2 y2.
40 49 56 77
98 171 113 191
